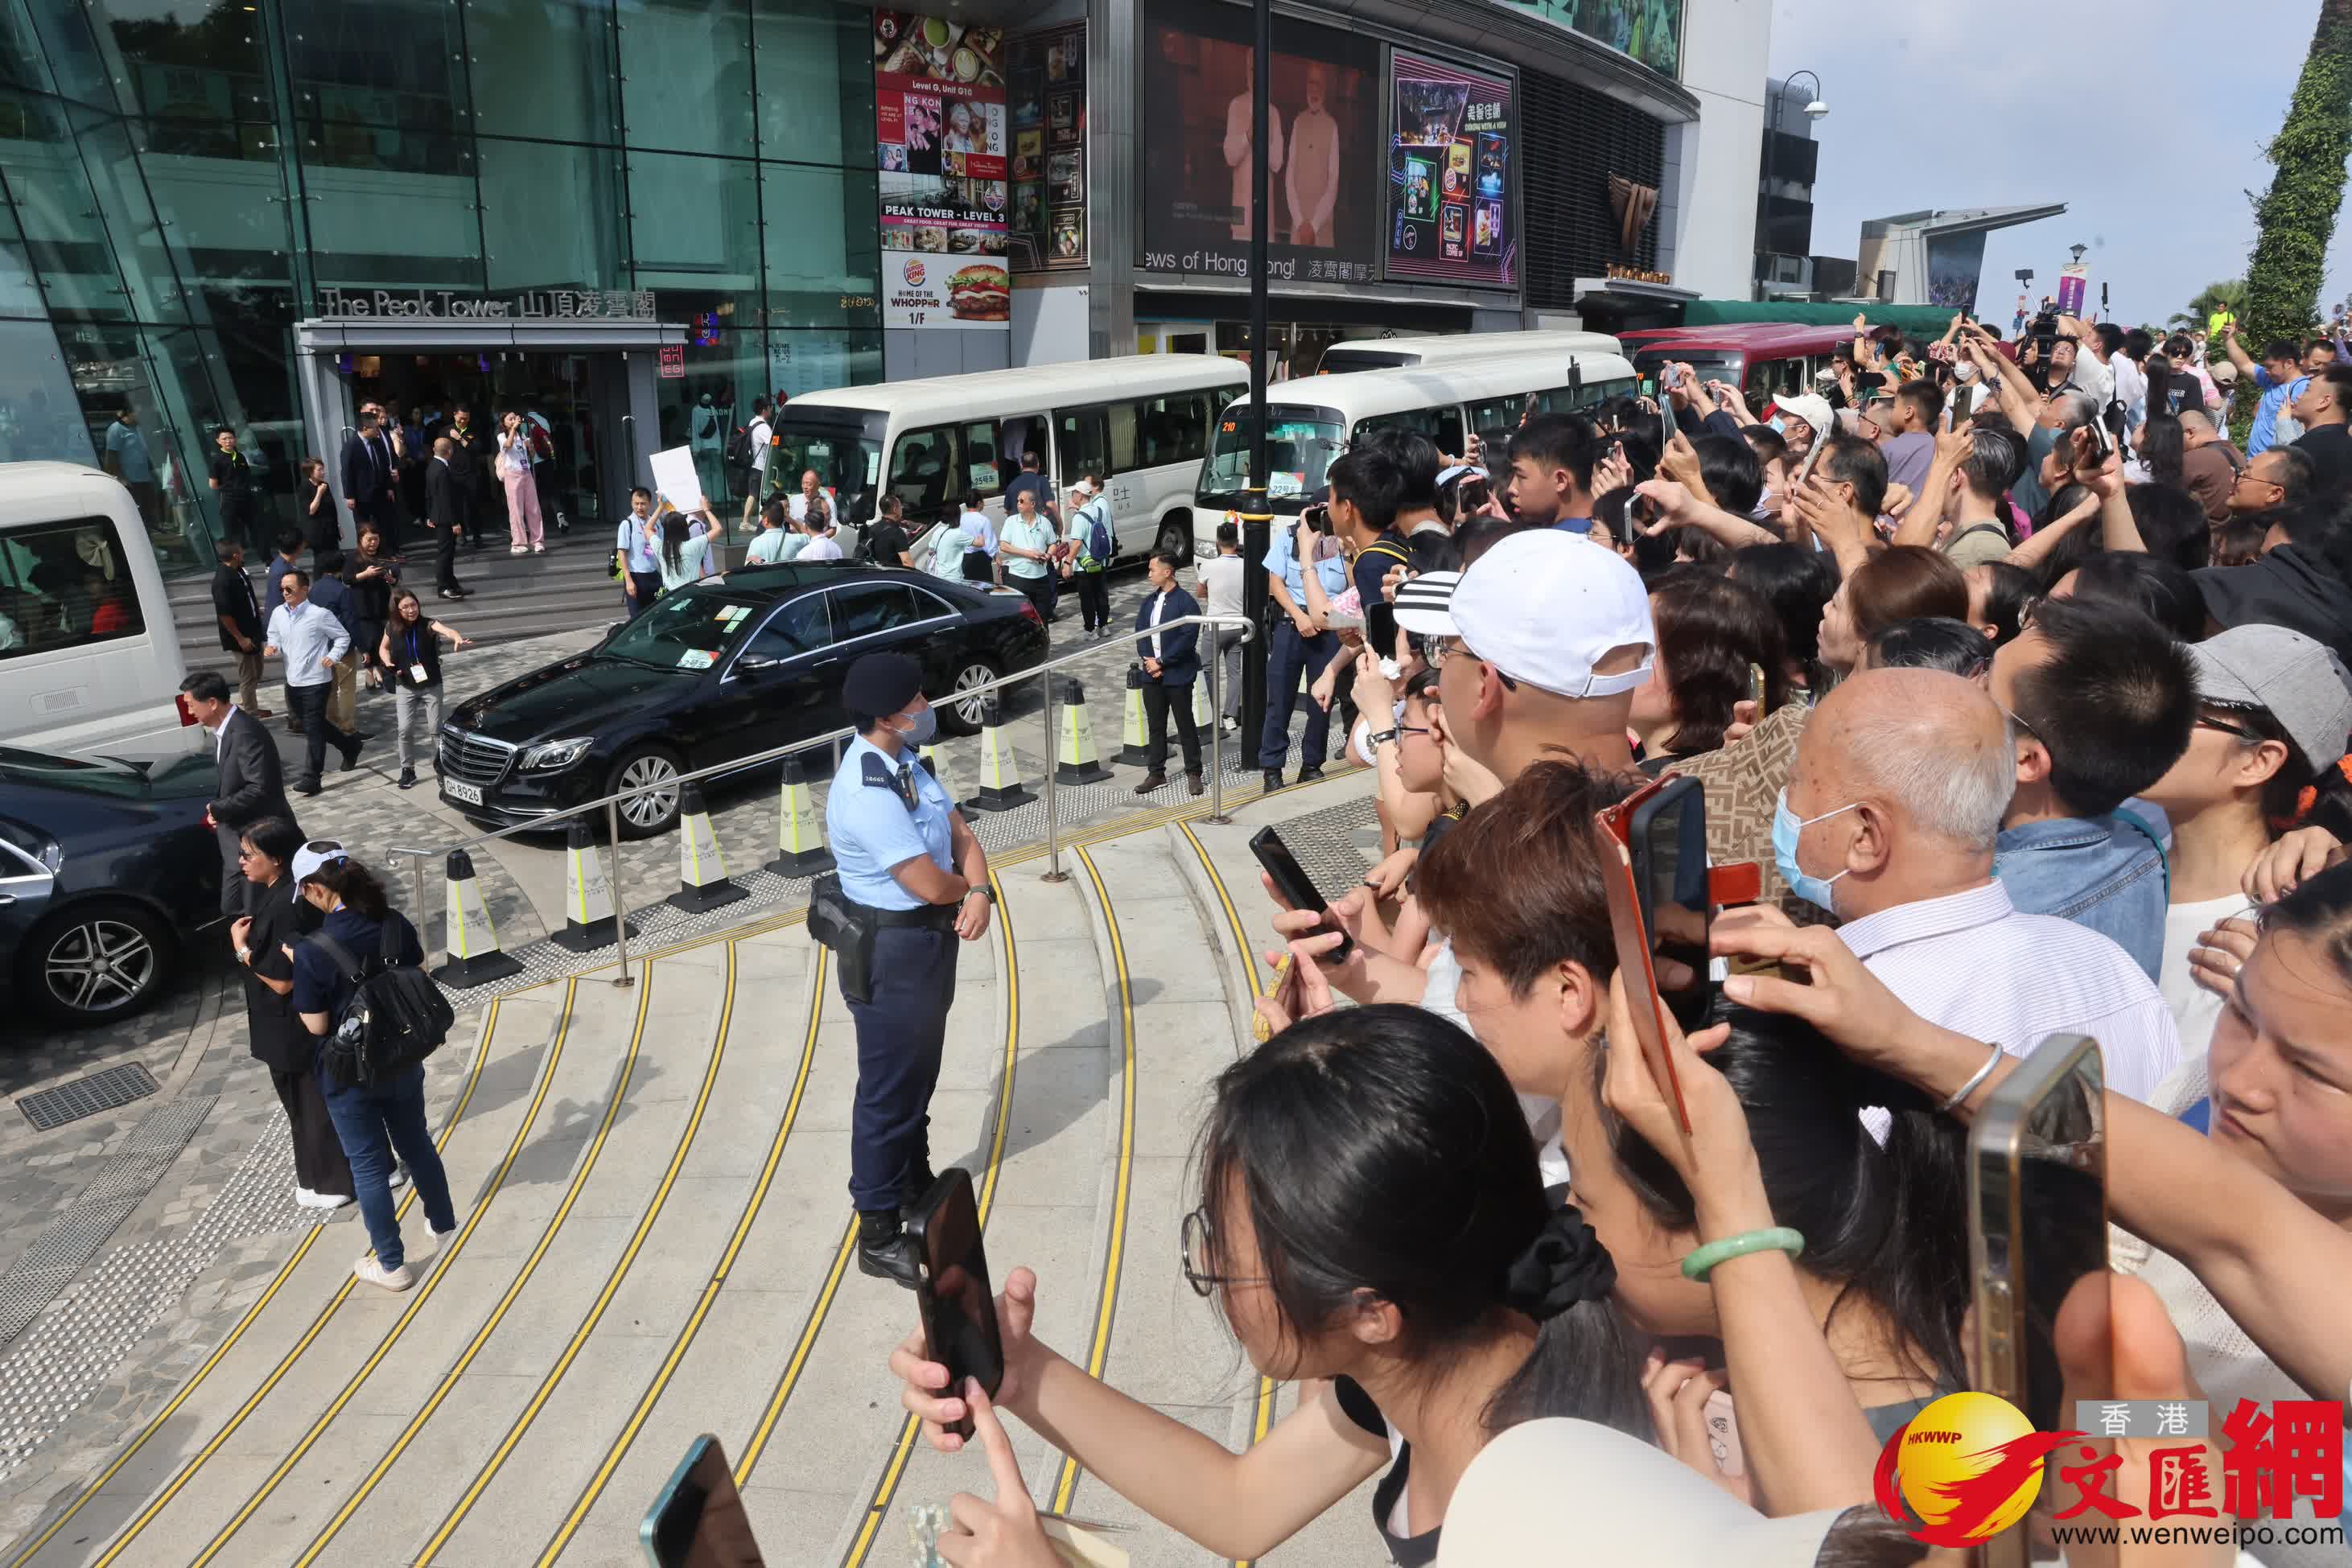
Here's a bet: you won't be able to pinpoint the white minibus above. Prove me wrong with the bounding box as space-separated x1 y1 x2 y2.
770 355 1249 566
0 462 198 762
1315 329 1622 375
1193 348 1639 521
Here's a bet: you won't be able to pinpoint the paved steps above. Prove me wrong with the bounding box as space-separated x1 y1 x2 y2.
2 775 1390 1568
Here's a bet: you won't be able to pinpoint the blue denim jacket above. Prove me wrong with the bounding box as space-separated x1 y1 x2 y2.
1993 813 2167 983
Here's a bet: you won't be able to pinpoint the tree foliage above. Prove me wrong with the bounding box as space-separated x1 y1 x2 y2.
2172 279 2249 331
2243 0 2352 357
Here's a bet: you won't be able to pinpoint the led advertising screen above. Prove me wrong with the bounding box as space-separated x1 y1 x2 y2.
1008 23 1087 272
875 13 1011 329
1386 53 1514 290
1137 0 1379 285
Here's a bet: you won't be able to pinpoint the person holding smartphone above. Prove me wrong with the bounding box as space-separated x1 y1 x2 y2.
888 1003 1643 1565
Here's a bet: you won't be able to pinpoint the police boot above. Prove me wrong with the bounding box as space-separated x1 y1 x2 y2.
856 1209 922 1289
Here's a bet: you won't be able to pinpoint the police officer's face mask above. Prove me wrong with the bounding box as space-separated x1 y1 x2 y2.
888 702 937 746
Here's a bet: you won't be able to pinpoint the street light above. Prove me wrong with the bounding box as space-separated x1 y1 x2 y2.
2068 243 2089 266
1757 70 1825 300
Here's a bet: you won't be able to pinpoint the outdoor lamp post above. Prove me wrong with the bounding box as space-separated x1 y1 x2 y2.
1756 71 1827 299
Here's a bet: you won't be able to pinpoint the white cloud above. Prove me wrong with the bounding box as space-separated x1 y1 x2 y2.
1768 0 2352 326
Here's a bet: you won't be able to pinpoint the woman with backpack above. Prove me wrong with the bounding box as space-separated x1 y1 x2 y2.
1067 476 1114 638
286 843 459 1292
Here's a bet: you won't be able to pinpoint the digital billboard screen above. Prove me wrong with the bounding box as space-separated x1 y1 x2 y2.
1386 53 1514 290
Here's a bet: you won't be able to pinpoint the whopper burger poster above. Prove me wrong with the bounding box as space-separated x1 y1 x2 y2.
875 11 1012 331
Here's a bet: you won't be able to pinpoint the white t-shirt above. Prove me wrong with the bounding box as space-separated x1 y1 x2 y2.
1197 554 1246 620
748 417 773 476
798 533 842 562
1423 944 1571 1189
2160 893 2253 1057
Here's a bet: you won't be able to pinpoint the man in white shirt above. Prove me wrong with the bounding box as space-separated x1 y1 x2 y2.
740 397 774 533
1765 666 2181 1109
797 509 843 561
1194 517 1247 730
263 570 362 795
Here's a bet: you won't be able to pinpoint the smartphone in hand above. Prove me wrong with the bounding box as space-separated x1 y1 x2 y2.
640 1435 764 1567
1593 775 1711 1136
1250 827 1354 962
906 1168 1004 1444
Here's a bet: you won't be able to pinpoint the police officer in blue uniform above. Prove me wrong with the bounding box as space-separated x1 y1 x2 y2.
826 652 995 1284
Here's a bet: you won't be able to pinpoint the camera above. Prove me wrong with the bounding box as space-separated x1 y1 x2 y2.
2029 311 2062 358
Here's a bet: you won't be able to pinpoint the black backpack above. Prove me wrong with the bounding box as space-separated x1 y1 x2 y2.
306 921 454 1087
723 424 756 471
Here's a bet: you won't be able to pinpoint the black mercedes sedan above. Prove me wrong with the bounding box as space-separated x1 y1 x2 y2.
1 747 224 1027
437 562 1048 837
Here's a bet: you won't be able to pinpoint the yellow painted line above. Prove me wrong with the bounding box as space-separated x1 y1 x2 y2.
174 972 657 1565
835 872 1024 1566
1052 846 1137 1516
82 977 589 1566
533 945 829 1565
311 949 736 1566
1176 820 1282 1568
2 995 504 1568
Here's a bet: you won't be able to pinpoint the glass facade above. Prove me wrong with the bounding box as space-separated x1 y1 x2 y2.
0 0 882 567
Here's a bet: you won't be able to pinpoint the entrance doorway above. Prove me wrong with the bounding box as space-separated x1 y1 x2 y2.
339 351 627 537
292 319 672 552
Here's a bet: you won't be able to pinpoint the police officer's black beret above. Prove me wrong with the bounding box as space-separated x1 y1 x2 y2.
842 651 925 720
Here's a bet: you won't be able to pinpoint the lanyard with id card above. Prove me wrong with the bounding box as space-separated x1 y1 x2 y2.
405 627 431 688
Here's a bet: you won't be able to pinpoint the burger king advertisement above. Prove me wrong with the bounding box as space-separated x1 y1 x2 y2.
875 12 1011 331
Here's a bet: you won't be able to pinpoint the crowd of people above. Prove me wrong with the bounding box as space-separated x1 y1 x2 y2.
890 313 2352 1567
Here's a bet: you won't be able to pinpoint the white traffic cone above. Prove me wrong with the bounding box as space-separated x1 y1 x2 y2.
550 820 636 952
432 848 522 986
1052 676 1111 784
767 753 835 876
918 741 961 814
971 696 1032 810
1118 665 1151 766
669 785 747 913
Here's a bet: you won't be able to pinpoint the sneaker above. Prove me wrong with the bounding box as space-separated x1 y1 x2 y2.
397 767 417 789
353 1256 414 1292
530 543 546 554
509 545 527 555
294 1187 352 1210
389 1161 411 1191
410 1220 461 1264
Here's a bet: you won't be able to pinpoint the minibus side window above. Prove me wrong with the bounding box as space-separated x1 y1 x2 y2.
0 516 142 657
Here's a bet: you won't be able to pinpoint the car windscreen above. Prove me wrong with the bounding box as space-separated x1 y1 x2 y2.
599 587 769 673
1202 405 1347 504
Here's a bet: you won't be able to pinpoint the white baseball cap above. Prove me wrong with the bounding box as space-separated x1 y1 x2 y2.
1448 530 1654 698
1437 1419 1846 1568
1769 392 1835 442
289 838 348 901
1392 570 1462 637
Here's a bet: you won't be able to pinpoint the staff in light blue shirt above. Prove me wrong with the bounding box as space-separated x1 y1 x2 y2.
263 570 361 790
822 652 995 1286
2222 325 2314 456
618 487 665 617
1256 512 1350 785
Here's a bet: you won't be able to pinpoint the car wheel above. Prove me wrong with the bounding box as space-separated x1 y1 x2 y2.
606 746 685 838
19 899 175 1027
1154 515 1194 560
939 656 1003 736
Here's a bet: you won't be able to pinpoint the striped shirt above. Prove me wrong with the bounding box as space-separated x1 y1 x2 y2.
1838 879 2182 1112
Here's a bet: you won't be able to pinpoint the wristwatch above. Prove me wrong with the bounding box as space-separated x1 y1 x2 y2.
970 883 998 904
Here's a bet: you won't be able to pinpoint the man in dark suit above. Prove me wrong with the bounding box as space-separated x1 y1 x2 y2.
340 408 398 547
179 669 300 916
208 541 270 718
445 405 485 546
425 436 471 600
1131 550 1204 796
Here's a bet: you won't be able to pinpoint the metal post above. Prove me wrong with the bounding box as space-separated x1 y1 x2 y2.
1039 671 1066 883
604 797 636 988
1207 625 1228 824
1238 0 1273 758
407 852 428 957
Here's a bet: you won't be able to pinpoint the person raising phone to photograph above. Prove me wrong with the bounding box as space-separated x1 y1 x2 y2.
889 1003 1645 1566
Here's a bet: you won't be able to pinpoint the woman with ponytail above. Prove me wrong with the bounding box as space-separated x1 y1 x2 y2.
887 1002 1642 1566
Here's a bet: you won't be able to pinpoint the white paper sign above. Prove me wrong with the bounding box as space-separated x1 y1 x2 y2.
649 445 706 513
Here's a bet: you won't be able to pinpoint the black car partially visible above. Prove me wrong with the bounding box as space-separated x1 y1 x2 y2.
0 747 224 1027
438 563 1048 838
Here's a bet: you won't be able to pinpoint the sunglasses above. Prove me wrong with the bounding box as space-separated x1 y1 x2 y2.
2196 714 2261 743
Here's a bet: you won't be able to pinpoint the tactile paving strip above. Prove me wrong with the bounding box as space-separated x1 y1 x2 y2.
1266 793 1384 900
0 1106 324 1482
15 1064 161 1132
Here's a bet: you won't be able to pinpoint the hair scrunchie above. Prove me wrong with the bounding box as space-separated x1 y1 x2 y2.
1499 1205 1617 1322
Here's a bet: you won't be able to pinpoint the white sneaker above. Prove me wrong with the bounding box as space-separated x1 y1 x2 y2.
295 1187 353 1210
353 1256 414 1292
389 1162 411 1191
530 543 545 554
410 1219 461 1264
509 545 527 554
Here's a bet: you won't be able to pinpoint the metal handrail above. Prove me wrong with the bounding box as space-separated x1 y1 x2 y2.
385 610 1259 975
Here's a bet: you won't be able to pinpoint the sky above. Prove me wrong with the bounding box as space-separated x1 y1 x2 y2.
1768 0 2352 330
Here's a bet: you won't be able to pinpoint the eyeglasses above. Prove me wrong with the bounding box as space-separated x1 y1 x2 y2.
2196 714 2261 743
1180 1208 1267 1298
1426 638 1517 690
1998 704 2044 745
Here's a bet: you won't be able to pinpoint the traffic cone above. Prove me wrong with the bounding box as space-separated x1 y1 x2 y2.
1117 665 1151 766
1052 675 1111 784
766 751 835 876
432 849 521 986
971 697 1032 810
918 741 960 813
669 785 747 913
550 821 636 952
